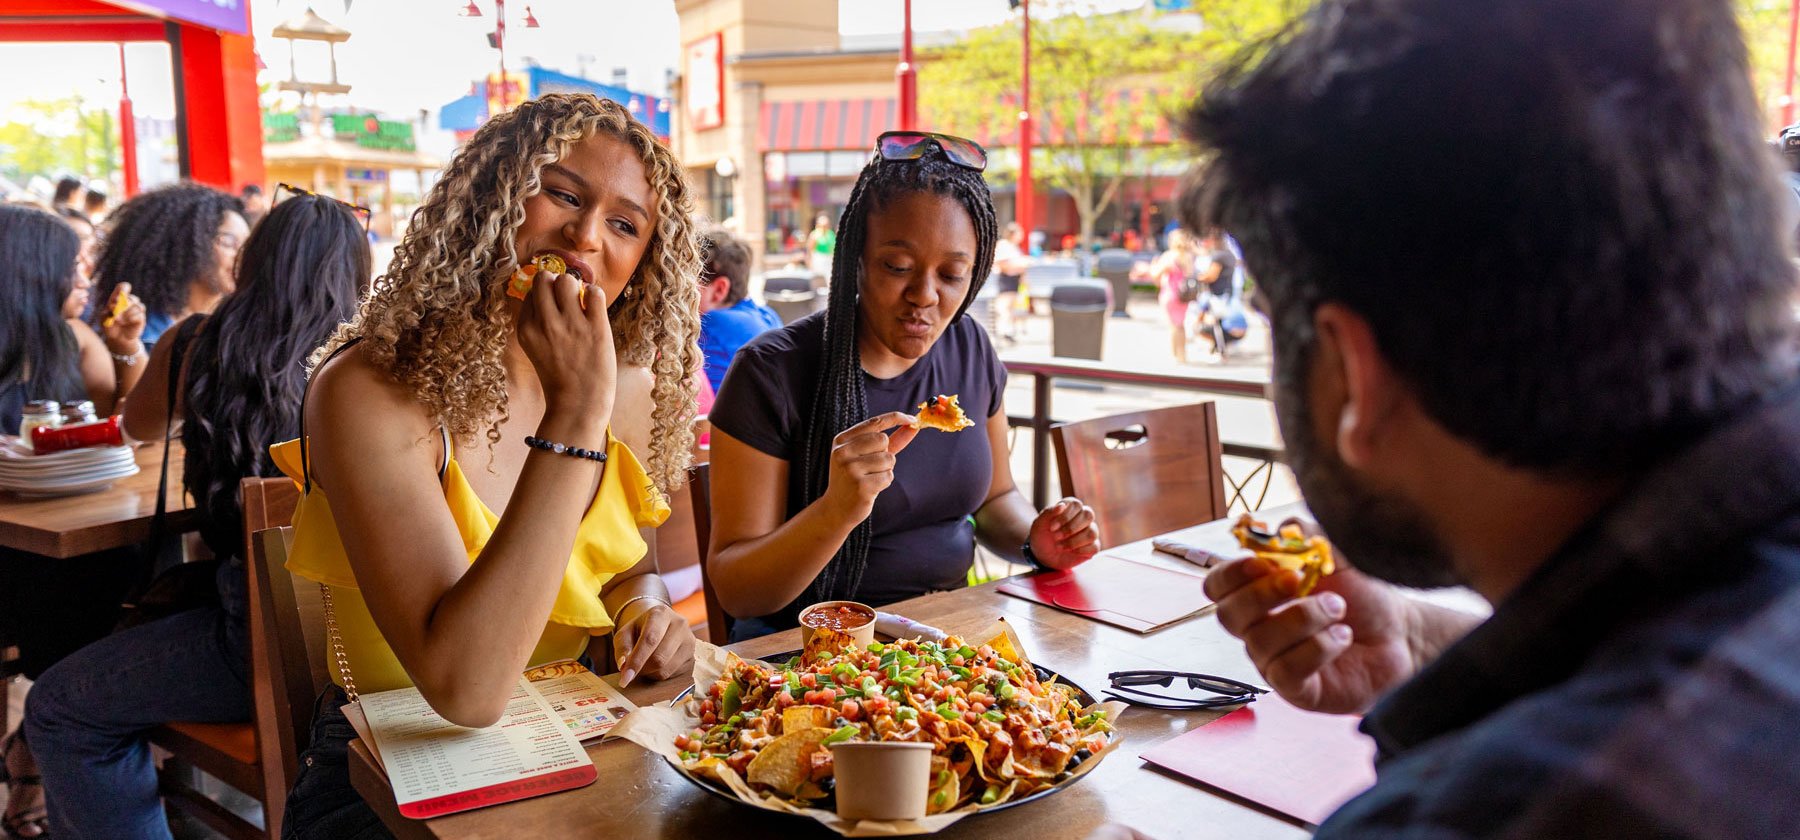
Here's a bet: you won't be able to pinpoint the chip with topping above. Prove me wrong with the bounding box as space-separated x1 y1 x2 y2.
914 394 974 432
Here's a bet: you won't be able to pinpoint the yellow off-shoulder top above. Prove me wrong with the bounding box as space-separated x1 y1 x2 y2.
268 432 669 694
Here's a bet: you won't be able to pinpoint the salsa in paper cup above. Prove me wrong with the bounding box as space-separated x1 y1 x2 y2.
799 600 877 649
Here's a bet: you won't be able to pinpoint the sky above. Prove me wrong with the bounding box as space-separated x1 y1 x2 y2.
0 0 1144 166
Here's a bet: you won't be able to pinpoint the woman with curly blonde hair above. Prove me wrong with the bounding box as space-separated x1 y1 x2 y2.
273 94 701 839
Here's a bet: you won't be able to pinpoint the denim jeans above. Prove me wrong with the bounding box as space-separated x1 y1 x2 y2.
281 686 393 840
23 605 251 840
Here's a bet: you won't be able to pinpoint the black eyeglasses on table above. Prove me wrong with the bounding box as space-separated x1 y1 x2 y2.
1105 670 1267 711
273 182 372 231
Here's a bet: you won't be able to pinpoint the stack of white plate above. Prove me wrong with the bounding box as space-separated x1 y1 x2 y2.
0 439 139 497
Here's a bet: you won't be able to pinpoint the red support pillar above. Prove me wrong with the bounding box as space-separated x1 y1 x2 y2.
118 43 138 198
173 21 264 191
897 0 917 131
1017 0 1034 240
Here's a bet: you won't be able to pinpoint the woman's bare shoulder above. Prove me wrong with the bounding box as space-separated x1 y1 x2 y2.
306 343 437 460
612 364 655 454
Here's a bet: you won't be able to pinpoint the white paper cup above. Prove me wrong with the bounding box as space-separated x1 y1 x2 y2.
830 740 934 821
798 600 877 649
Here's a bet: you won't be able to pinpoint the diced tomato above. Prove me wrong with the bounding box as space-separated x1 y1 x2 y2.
818 687 836 704
701 712 717 726
971 701 987 715
806 748 835 781
800 673 818 689
949 655 965 667
840 699 861 720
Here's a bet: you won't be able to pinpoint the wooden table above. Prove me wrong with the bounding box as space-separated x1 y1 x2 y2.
0 442 198 558
351 510 1318 840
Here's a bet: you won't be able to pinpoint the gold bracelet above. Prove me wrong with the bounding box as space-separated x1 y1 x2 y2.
612 593 672 624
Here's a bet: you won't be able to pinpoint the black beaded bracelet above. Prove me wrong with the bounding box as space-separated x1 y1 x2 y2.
524 435 608 463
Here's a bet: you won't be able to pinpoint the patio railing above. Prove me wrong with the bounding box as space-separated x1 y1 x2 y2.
1002 357 1287 513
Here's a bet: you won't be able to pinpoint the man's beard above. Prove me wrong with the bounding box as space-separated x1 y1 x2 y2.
1273 333 1464 589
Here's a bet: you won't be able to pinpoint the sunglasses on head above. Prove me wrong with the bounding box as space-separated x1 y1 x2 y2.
274 182 372 232
875 131 988 172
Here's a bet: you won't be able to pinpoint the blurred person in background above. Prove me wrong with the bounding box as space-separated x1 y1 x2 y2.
696 226 781 393
992 222 1028 344
240 183 269 228
0 203 146 840
22 192 372 840
89 183 246 347
806 212 836 282
49 176 82 214
82 184 109 225
1150 228 1199 364
0 204 146 430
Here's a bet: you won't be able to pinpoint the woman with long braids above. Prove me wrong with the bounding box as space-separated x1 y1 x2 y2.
708 132 1100 640
21 194 370 840
271 94 700 838
88 182 248 347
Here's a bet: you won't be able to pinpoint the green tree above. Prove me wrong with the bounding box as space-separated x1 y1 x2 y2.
0 96 118 186
1741 1 1793 128
920 0 1302 246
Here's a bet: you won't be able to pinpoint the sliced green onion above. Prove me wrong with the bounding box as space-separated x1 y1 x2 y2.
821 724 859 746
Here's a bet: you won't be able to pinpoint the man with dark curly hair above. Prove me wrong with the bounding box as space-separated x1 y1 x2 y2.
88 182 247 347
1182 0 1800 836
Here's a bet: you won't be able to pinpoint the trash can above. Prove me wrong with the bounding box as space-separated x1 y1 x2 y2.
763 272 814 295
765 288 819 325
1094 249 1136 318
1049 280 1111 360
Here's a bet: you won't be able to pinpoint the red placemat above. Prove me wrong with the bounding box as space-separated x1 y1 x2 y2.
1140 693 1377 826
996 554 1211 633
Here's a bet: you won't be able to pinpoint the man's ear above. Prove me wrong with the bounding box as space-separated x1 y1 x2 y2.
1313 303 1401 470
703 276 729 306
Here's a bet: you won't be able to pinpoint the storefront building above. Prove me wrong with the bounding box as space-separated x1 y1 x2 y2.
4 0 264 196
672 0 1186 266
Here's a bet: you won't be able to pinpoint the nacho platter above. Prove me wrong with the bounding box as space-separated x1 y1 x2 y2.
614 619 1125 836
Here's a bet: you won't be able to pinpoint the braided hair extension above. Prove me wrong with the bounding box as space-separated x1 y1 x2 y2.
89 182 243 325
800 148 998 602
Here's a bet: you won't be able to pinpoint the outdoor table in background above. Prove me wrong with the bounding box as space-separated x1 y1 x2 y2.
0 442 197 558
349 511 1318 840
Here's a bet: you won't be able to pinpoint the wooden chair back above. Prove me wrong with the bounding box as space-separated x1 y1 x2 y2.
151 478 303 840
1050 403 1229 548
688 463 729 645
653 434 711 640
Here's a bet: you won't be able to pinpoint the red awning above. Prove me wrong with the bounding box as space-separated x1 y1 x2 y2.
759 98 897 152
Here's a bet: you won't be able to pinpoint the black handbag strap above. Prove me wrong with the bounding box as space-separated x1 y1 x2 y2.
296 337 448 495
148 316 203 558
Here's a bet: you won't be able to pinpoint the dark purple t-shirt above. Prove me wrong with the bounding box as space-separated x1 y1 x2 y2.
710 311 1006 625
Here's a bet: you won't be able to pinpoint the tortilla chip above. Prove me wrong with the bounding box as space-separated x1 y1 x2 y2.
802 626 858 661
781 705 834 733
980 618 1034 674
915 394 975 432
746 727 830 796
927 766 961 815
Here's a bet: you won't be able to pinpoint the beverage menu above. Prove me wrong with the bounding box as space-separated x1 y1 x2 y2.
359 678 598 819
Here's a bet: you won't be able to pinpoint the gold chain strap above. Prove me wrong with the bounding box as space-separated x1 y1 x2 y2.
318 582 360 702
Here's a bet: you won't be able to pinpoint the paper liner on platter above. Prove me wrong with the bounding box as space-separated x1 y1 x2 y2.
611 619 1127 837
